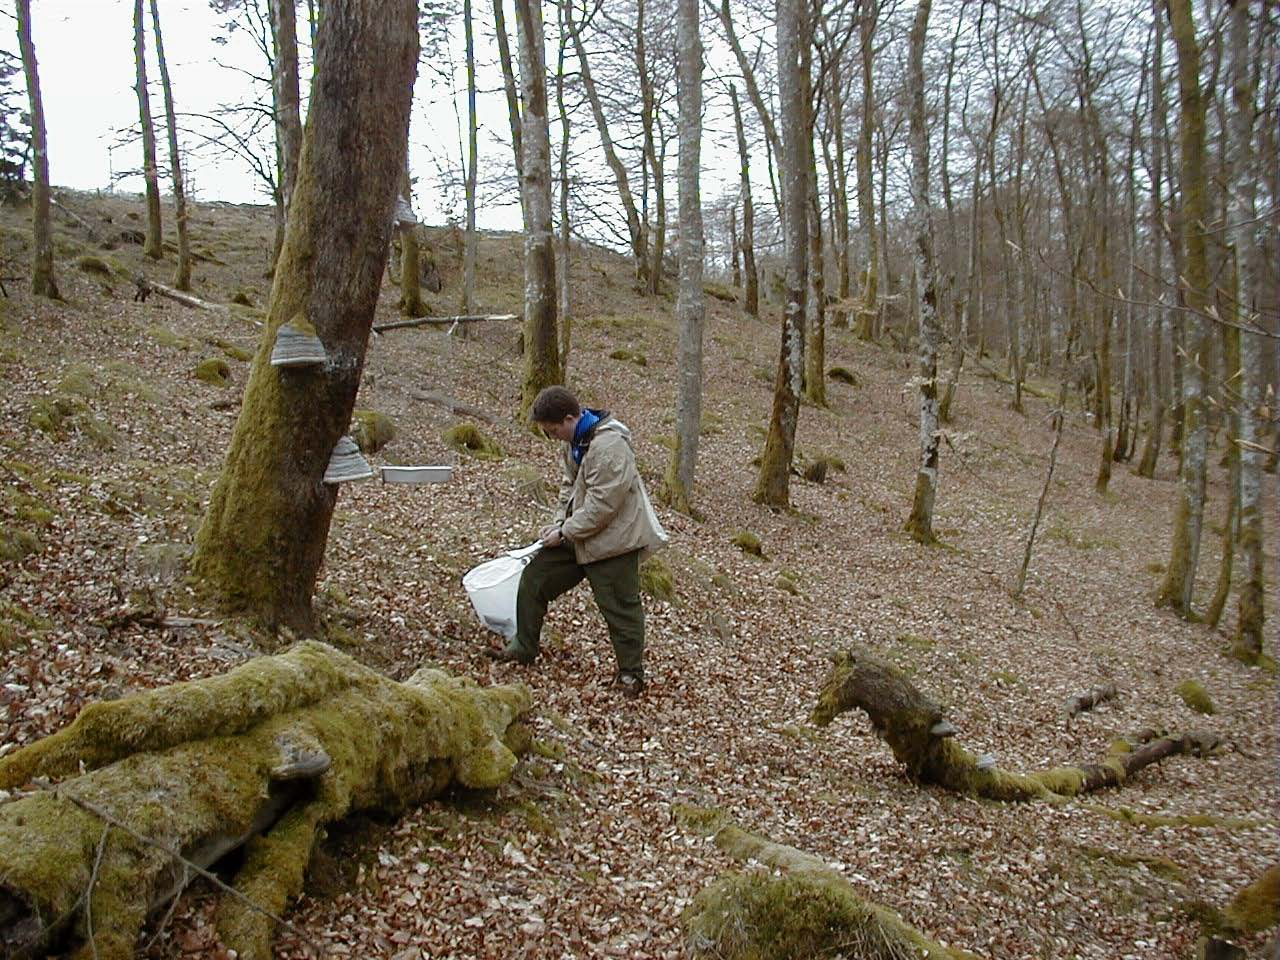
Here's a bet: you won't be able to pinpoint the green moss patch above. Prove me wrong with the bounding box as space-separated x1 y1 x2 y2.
350 409 396 455
732 531 765 558
444 422 503 460
1176 679 1216 715
194 357 232 387
640 555 676 602
147 325 195 350
230 289 255 306
1084 804 1267 831
75 254 112 276
608 348 648 367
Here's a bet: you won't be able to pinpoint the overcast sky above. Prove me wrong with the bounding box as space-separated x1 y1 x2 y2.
23 0 535 230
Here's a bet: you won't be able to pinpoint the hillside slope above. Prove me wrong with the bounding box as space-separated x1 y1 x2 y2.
0 190 1276 959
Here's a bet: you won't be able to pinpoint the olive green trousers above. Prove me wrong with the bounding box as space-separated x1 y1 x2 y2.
513 543 644 675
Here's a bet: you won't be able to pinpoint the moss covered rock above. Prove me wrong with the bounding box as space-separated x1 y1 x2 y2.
1176 679 1216 715
828 366 860 386
75 254 112 276
444 422 503 460
194 357 232 387
350 409 396 455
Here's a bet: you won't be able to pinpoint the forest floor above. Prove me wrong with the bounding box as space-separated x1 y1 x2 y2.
0 190 1277 960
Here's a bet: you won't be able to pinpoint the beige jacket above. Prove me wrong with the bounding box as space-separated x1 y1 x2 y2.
554 416 668 565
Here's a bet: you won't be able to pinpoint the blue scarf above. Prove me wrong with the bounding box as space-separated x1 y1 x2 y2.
571 409 602 464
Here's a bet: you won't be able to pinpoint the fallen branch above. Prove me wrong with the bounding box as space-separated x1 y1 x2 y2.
148 280 229 313
1066 682 1119 718
51 196 101 244
373 313 517 334
812 648 1219 802
678 806 978 960
0 641 530 959
408 387 499 425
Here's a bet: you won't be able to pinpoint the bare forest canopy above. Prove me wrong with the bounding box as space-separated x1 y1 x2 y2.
1 0 1278 957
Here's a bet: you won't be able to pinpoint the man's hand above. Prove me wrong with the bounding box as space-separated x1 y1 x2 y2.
538 523 564 547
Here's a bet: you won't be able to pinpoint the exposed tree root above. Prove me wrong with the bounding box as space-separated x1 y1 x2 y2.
812 648 1218 802
677 806 977 959
0 641 530 960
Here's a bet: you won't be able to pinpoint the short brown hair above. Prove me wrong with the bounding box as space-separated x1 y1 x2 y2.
530 385 580 423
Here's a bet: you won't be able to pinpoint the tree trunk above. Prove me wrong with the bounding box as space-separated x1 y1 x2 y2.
568 3 648 281
813 648 1220 802
1135 10 1166 482
854 1 878 341
493 0 524 204
133 0 163 261
270 0 303 216
1156 0 1213 618
803 152 826 407
554 0 571 370
515 0 561 415
1227 0 1265 661
149 0 191 291
662 0 704 515
753 0 807 509
0 642 530 960
15 0 57 300
462 0 479 317
904 0 940 545
730 85 759 319
191 0 418 633
729 203 741 288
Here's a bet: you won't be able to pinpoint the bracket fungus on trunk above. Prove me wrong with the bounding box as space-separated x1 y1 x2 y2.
0 641 530 960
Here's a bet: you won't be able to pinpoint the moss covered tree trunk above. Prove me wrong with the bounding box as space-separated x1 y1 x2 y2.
663 0 705 516
0 642 530 960
149 0 191 291
398 161 428 318
515 0 562 417
191 0 418 633
752 0 807 509
133 0 163 261
1156 0 1212 618
903 0 941 545
813 649 1220 803
15 0 58 300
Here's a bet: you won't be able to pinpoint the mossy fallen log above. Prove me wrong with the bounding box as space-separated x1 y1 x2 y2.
812 648 1219 802
0 640 530 960
678 806 976 960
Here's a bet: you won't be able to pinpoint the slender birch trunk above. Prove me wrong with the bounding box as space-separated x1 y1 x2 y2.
149 0 191 291
731 85 759 319
567 4 648 280
134 0 163 260
663 0 704 515
1156 0 1212 618
494 0 524 207
1227 0 1265 660
15 0 58 299
554 0 571 371
854 1 878 341
462 0 479 317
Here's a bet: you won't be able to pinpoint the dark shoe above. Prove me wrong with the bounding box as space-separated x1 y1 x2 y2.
617 671 645 699
483 644 534 665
